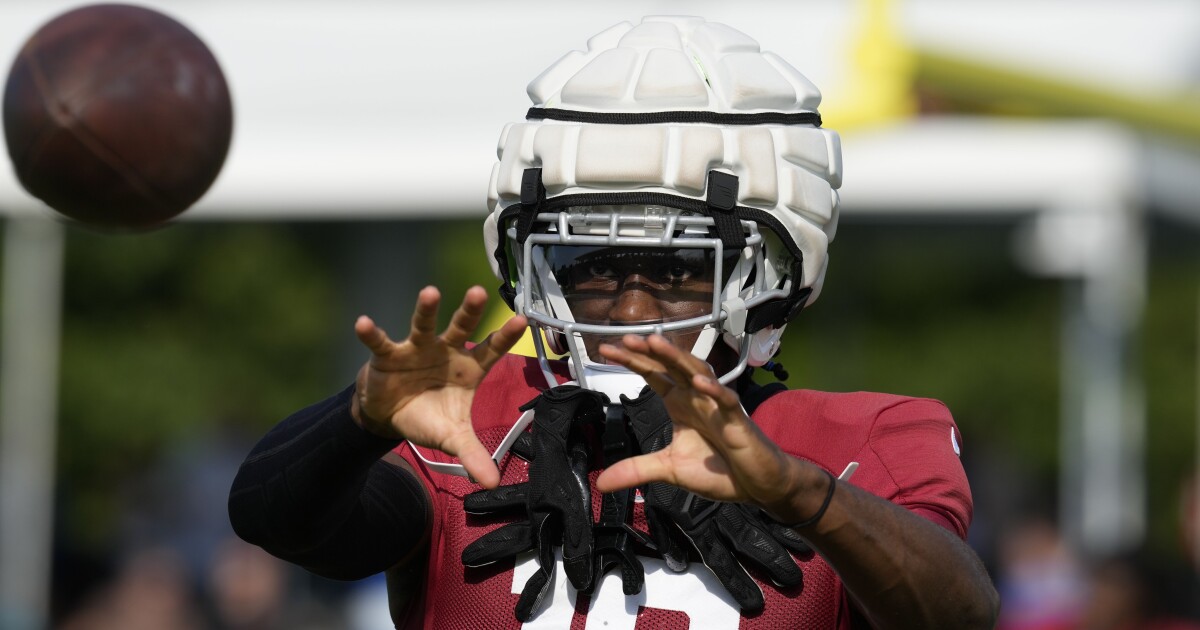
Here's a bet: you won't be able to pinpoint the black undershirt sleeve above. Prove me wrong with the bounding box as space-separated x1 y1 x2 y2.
227 384 431 581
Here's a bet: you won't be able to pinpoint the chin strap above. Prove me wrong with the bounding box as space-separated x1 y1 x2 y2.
494 167 546 311
706 170 746 252
515 167 546 244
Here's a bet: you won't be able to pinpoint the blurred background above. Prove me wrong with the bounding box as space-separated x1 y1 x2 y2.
2 0 1200 628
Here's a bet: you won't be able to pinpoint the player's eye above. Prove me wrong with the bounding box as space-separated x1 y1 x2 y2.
586 263 617 279
664 264 695 282
650 256 704 285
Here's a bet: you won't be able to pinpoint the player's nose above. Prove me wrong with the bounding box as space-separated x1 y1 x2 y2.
608 275 663 324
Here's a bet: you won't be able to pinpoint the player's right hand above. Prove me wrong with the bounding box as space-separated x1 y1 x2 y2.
352 285 527 488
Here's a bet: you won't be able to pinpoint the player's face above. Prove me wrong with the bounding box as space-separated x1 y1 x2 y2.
549 246 721 360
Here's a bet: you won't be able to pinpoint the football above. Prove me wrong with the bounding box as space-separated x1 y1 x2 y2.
2 3 233 230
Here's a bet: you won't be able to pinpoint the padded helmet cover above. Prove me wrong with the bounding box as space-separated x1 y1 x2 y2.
483 16 842 382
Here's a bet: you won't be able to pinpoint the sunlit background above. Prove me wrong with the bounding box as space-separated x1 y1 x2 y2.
2 0 1199 628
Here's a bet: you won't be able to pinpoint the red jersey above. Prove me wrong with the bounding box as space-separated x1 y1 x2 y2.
395 353 972 630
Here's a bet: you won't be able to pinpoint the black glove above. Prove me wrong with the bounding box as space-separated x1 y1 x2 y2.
461 385 605 622
623 390 805 616
583 404 647 597
751 508 815 559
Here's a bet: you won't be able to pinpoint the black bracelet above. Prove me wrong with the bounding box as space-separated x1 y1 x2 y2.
786 469 837 529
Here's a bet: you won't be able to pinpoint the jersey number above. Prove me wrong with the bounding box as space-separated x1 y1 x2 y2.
513 551 741 629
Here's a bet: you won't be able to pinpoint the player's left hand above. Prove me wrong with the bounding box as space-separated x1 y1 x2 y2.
595 334 812 518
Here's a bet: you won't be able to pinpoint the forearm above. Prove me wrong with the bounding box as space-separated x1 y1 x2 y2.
774 459 999 629
228 385 431 580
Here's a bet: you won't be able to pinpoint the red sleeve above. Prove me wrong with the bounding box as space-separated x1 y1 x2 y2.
867 398 973 539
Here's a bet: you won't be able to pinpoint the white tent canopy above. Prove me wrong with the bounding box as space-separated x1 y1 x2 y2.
0 0 1198 219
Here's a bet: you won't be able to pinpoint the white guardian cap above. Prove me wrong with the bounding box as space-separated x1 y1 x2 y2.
483 16 842 394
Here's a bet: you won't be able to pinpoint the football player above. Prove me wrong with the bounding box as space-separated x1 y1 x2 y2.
230 16 999 629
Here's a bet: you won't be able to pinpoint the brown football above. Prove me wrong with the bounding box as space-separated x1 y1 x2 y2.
2 3 233 230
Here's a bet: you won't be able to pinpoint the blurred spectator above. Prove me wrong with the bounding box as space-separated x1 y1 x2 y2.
57 545 206 630
206 536 288 629
1079 557 1149 630
118 423 258 582
996 516 1088 630
1077 554 1200 630
204 534 350 629
55 421 354 629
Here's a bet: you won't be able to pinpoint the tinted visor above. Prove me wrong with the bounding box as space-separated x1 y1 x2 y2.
545 245 735 326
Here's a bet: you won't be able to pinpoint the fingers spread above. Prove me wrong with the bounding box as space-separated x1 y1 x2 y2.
472 315 528 370
355 315 396 356
598 338 676 391
691 373 741 412
408 286 442 346
442 286 489 347
444 429 501 489
645 334 713 389
595 453 671 493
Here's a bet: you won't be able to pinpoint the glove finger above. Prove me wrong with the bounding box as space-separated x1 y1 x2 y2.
646 504 688 571
514 566 553 622
623 393 673 450
617 547 645 595
461 522 534 567
685 522 765 615
562 536 593 591
509 513 562 621
463 483 529 514
761 519 814 557
717 506 803 588
560 442 594 591
589 546 645 596
733 504 814 557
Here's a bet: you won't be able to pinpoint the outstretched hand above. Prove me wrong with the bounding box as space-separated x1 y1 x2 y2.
352 285 527 488
595 334 805 516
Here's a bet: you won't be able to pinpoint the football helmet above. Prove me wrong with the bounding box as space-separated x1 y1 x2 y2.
483 16 842 396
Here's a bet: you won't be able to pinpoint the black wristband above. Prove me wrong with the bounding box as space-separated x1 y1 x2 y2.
786 469 837 529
